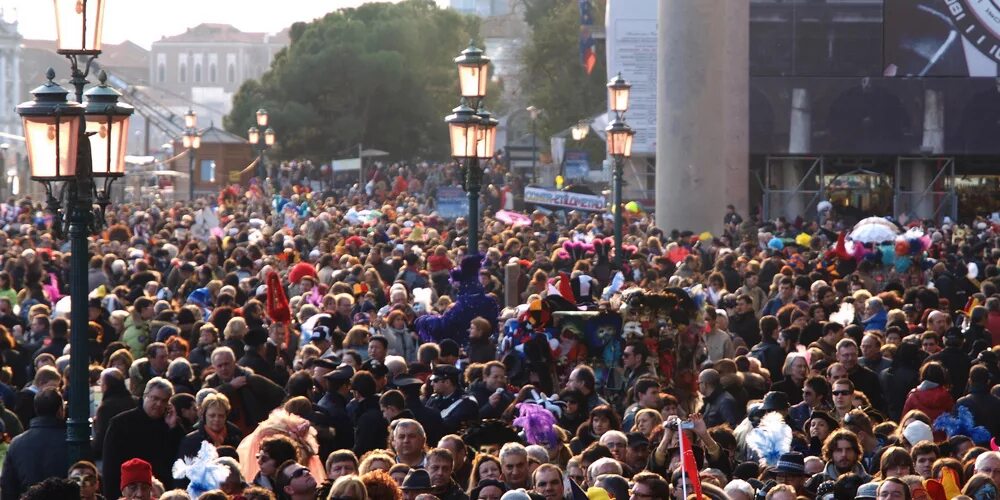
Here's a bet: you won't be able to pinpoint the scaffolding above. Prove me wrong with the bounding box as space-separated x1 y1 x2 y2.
893 156 957 222
760 155 825 220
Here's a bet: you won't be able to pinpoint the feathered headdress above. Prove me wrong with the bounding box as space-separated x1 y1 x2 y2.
266 271 291 324
172 441 230 499
513 402 559 448
933 406 992 445
746 412 792 468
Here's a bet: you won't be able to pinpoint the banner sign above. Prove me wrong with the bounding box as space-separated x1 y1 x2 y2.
436 186 469 220
564 150 590 179
524 186 606 212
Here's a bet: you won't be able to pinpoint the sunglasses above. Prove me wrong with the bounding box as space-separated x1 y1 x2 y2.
289 467 310 480
831 390 852 396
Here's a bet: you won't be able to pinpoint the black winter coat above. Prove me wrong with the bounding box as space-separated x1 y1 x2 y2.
93 388 138 459
956 385 1000 437
102 406 186 499
879 365 919 422
352 397 389 457
177 422 244 460
205 367 286 432
0 416 69 500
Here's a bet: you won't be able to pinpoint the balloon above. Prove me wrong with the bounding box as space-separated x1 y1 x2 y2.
768 237 784 251
699 231 713 241
625 201 640 214
879 244 896 266
795 233 812 247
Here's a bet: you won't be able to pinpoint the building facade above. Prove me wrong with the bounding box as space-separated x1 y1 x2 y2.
0 15 20 138
149 24 289 126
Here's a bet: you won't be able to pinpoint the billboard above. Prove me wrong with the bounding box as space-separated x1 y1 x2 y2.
435 186 469 220
884 0 1000 76
605 0 657 155
523 186 606 212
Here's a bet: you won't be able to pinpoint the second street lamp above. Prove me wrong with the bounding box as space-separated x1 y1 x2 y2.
182 108 200 201
248 109 277 192
606 73 634 270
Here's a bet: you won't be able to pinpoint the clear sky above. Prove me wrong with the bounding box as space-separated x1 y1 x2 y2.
4 0 449 49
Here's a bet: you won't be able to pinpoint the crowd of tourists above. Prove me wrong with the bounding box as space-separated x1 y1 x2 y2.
0 159 1000 500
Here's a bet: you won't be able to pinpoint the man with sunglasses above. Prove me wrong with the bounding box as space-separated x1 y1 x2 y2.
276 460 318 500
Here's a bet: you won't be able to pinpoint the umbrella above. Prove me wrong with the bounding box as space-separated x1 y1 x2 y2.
496 210 531 227
850 217 900 243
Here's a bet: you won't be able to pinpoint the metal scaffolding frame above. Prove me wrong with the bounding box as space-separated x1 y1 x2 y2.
893 156 957 222
760 155 825 220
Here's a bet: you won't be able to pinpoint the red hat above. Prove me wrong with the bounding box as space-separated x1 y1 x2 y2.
120 458 153 490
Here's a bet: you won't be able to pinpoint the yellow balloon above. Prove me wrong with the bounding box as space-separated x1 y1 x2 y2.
625 201 640 213
555 175 564 189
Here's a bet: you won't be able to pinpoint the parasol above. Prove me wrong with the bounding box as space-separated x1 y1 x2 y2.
850 217 900 243
496 210 531 227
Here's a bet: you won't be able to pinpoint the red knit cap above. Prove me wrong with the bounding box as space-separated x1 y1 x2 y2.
120 458 153 490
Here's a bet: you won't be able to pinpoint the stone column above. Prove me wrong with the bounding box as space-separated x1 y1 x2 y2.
656 0 749 235
910 89 944 221
781 87 811 219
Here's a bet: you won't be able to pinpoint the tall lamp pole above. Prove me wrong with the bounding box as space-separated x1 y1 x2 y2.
16 0 134 462
447 43 496 253
182 108 201 201
248 108 276 192
527 105 540 185
606 73 634 269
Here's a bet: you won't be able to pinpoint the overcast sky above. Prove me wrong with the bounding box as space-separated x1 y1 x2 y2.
5 0 449 49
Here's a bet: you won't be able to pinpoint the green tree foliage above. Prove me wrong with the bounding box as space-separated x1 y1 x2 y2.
519 0 607 145
225 0 483 162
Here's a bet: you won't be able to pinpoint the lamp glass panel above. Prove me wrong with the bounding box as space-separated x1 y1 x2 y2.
23 115 80 179
449 122 477 158
184 112 196 129
54 0 105 53
248 128 259 145
477 125 496 159
86 114 128 175
191 135 201 149
264 129 275 146
256 110 268 127
623 132 634 158
609 87 630 113
458 65 486 98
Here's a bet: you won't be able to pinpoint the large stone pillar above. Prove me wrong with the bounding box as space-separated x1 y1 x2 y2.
781 87 811 219
656 0 749 235
910 89 944 221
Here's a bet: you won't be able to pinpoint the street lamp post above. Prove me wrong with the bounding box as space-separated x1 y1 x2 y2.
16 0 133 462
182 108 201 201
447 42 495 252
606 73 634 269
248 108 276 192
527 105 540 184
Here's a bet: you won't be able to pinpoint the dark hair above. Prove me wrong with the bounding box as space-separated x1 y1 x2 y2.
21 477 80 500
369 336 389 349
260 435 300 468
572 365 597 392
580 443 613 464
379 390 405 410
34 387 63 418
804 375 831 398
919 361 948 386
633 471 670 498
589 405 621 431
878 477 912 500
760 315 779 338
634 377 661 397
626 340 650 363
823 429 862 464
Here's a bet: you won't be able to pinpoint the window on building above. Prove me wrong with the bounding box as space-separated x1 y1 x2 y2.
227 64 235 83
194 64 202 83
179 63 186 83
157 63 165 83
209 63 217 83
200 160 216 183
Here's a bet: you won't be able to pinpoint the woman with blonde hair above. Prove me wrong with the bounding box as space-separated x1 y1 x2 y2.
358 450 395 475
328 475 368 500
634 408 663 438
177 392 243 459
343 326 371 362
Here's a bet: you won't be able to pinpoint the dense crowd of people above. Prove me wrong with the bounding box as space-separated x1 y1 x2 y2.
1 160 1000 500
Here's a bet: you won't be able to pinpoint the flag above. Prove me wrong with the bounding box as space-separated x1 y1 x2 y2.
964 296 981 316
677 421 703 500
579 0 597 74
940 467 962 499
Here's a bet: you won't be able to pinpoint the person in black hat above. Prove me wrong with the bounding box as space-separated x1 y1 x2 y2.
348 370 388 457
438 339 461 366
425 365 478 434
624 432 651 473
238 326 283 385
770 452 808 496
400 468 434 498
391 376 446 446
316 364 355 452
361 358 390 392
760 391 791 414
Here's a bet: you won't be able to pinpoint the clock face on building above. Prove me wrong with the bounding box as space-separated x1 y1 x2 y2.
948 0 1000 60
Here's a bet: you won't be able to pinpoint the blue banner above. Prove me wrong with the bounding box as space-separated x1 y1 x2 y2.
436 186 470 220
564 150 590 179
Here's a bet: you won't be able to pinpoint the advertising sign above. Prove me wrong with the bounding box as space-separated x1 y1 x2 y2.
436 186 469 220
884 0 1000 76
606 0 657 155
564 150 590 179
523 186 606 212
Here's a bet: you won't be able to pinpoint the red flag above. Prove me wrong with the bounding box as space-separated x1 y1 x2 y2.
677 422 703 499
